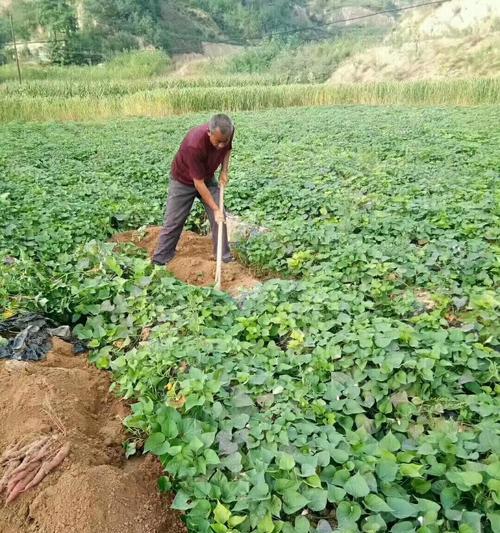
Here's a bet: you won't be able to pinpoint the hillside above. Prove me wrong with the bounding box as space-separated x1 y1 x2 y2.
1 0 414 61
2 0 499 82
329 0 500 81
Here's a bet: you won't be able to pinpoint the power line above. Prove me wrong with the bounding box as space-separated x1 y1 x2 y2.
252 0 447 39
2 0 449 66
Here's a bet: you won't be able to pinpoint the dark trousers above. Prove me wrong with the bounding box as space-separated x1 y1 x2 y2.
152 177 230 264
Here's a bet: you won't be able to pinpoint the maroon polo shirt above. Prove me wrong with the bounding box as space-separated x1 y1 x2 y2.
171 123 233 186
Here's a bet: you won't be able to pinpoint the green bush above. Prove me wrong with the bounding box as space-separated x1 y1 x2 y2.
106 50 172 77
226 39 288 74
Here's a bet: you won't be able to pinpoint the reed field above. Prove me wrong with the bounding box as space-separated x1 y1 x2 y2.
1 78 498 122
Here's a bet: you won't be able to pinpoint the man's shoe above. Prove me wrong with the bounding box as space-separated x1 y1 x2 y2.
222 255 235 264
152 257 173 267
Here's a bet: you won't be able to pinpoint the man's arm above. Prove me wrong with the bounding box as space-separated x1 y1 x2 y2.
187 148 223 222
194 179 224 222
220 150 231 187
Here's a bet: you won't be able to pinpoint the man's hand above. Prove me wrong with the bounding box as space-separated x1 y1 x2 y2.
220 171 229 188
214 207 225 224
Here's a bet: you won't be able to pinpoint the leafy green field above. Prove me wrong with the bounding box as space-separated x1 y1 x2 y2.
1 106 499 532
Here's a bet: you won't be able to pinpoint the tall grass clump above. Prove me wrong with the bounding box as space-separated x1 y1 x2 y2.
0 75 286 98
1 79 497 122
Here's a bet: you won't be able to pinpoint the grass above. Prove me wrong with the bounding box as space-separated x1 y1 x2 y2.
0 75 287 97
0 79 498 122
222 32 386 83
0 50 173 82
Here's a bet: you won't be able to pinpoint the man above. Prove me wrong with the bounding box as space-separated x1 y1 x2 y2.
152 113 234 266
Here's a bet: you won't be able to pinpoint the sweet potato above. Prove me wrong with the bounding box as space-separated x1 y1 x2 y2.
6 462 40 495
0 460 20 492
22 443 70 493
5 465 41 504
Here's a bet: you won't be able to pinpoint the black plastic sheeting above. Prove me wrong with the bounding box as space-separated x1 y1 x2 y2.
0 314 87 362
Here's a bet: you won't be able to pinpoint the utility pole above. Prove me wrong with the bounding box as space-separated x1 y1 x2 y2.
9 12 22 84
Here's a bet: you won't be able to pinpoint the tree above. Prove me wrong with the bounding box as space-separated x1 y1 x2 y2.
0 17 10 65
36 0 79 64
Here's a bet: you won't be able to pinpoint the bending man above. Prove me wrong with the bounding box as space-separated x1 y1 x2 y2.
153 113 234 266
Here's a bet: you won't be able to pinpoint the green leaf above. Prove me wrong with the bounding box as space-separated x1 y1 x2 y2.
376 459 398 482
161 418 179 439
345 472 370 498
233 393 254 407
186 513 211 533
211 524 227 533
399 464 423 478
416 498 440 522
460 471 483 486
248 481 269 501
222 452 242 473
303 487 328 512
446 470 483 489
305 475 322 488
143 432 167 455
336 501 362 526
485 461 500 478
374 334 392 348
257 513 274 533
167 445 182 456
172 490 193 511
316 520 333 533
214 502 231 524
201 432 216 447
364 494 392 513
228 515 247 528
411 478 431 495
189 436 204 452
301 462 317 477
186 394 204 411
462 511 481 532
387 497 418 519
327 485 346 503
362 514 386 532
295 516 310 533
440 486 459 509
390 521 416 532
279 453 296 471
380 432 400 452
488 512 500 533
283 489 309 514
204 449 220 465
331 449 349 463
232 413 250 429
157 476 171 492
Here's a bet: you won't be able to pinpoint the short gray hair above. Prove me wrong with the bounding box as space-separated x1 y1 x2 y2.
209 113 234 136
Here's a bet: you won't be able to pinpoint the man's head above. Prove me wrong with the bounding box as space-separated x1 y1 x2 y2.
208 113 234 150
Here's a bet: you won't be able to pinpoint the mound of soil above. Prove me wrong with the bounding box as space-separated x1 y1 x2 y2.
0 338 185 533
112 227 260 295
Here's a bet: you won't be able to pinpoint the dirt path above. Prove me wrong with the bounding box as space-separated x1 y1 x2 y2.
112 227 260 295
0 338 186 533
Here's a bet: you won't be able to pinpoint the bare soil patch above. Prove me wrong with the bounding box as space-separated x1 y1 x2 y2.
112 227 260 295
0 338 186 533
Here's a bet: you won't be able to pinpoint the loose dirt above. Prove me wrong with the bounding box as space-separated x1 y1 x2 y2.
0 338 186 533
112 227 261 295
